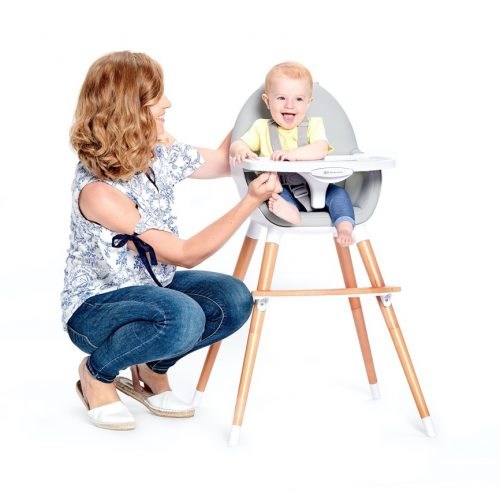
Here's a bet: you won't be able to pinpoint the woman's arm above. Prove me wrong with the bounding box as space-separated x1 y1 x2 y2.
190 131 232 179
79 172 278 269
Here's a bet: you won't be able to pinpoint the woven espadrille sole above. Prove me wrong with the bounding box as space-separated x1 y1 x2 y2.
114 376 195 418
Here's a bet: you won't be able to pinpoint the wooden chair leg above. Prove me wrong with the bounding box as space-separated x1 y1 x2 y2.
229 241 279 445
192 235 258 407
335 242 380 399
357 239 435 436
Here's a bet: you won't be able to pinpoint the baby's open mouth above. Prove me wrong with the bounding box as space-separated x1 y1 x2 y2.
282 113 295 122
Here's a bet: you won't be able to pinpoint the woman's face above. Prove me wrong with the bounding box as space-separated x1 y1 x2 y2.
149 94 172 137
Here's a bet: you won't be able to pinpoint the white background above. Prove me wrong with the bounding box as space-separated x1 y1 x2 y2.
1 0 499 490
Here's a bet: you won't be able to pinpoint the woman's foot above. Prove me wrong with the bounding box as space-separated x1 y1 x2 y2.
77 357 135 430
268 194 301 224
335 221 354 247
134 363 172 394
78 357 121 409
114 365 195 417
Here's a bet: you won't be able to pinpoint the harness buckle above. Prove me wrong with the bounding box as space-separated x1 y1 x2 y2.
289 183 309 199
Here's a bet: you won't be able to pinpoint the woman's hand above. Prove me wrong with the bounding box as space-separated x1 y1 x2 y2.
247 172 279 203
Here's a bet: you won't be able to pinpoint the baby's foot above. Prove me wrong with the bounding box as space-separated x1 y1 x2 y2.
335 221 354 247
268 195 301 224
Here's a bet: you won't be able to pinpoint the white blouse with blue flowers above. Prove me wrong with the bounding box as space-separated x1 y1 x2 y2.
61 142 203 329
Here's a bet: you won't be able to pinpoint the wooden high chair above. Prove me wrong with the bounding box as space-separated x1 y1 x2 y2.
191 84 434 445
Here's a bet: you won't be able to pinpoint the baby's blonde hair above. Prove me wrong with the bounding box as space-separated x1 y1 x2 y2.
70 51 164 181
264 61 313 94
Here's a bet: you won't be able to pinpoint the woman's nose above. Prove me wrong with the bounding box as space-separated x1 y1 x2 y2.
162 95 172 108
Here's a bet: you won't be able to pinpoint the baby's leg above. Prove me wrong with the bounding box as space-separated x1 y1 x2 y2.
325 184 355 247
268 187 301 224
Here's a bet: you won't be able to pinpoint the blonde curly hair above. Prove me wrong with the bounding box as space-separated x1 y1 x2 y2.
70 51 164 181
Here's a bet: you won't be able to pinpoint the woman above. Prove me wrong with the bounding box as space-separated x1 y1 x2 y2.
62 51 278 430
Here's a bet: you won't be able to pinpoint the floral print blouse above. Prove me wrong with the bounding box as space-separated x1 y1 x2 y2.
61 142 203 328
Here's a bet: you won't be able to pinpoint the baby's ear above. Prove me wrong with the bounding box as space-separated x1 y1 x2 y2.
262 93 270 108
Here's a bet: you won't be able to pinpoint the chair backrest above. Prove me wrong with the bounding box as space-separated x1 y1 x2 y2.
231 84 382 226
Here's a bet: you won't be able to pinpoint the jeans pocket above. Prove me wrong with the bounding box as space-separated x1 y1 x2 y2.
67 324 98 354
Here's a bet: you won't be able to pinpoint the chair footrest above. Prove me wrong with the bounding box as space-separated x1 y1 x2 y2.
252 286 400 298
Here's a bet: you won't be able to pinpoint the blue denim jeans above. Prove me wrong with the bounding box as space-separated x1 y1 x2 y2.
66 270 253 383
280 183 355 226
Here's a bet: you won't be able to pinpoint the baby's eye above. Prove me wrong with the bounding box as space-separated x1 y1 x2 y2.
296 97 304 102
277 96 285 101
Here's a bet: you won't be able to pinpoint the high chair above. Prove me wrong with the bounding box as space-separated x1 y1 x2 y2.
192 84 434 445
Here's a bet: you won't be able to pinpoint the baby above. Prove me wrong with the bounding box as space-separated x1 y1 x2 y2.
230 61 355 246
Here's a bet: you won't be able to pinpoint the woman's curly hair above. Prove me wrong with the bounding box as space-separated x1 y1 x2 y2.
70 51 164 181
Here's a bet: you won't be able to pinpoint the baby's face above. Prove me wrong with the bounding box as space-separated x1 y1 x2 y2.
262 76 312 130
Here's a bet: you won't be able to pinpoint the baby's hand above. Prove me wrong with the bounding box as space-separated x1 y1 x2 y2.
232 149 259 165
270 150 297 161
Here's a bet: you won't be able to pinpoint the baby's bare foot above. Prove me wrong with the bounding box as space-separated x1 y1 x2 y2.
335 221 354 247
268 195 301 224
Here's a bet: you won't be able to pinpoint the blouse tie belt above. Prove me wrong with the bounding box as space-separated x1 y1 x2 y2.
111 233 163 287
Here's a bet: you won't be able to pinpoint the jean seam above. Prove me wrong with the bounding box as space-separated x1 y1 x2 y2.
182 292 225 343
149 292 224 372
67 324 99 350
93 318 201 379
334 215 355 226
93 326 163 380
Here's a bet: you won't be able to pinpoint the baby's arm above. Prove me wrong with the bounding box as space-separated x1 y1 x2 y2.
271 140 329 161
230 139 259 164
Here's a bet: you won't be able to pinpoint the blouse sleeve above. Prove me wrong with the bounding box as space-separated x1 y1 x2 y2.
156 142 204 185
133 211 163 235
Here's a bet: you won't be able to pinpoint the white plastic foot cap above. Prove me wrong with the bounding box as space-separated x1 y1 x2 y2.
370 383 381 399
228 425 241 447
422 416 436 437
191 390 204 408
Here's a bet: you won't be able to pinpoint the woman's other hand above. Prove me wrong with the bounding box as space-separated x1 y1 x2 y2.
247 172 279 203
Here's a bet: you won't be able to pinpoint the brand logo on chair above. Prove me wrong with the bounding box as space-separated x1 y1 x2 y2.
311 167 353 180
323 169 346 175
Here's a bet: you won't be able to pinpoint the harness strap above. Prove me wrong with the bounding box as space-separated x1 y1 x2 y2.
268 119 309 150
111 233 163 287
268 119 312 212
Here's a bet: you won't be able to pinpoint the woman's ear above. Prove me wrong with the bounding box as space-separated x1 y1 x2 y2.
262 93 270 109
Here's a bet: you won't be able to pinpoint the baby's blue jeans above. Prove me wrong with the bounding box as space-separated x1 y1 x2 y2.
66 270 253 383
280 183 355 226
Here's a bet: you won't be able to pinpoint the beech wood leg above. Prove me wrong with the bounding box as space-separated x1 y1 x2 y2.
193 235 258 405
357 239 434 435
335 242 379 397
230 241 278 444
